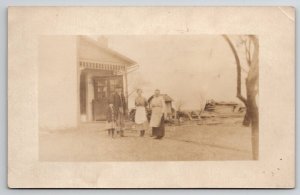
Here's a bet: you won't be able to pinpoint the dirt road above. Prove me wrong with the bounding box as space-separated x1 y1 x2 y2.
39 117 252 161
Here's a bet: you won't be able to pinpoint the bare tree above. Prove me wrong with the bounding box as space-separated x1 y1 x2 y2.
223 35 259 160
222 35 248 122
245 35 259 160
174 100 184 125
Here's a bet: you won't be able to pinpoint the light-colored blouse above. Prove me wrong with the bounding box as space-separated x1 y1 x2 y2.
150 96 166 113
135 96 148 107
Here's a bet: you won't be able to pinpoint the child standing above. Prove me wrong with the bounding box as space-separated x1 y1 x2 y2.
106 104 116 138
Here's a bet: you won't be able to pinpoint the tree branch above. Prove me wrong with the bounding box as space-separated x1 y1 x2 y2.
222 35 247 106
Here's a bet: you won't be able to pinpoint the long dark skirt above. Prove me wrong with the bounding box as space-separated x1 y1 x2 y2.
152 116 165 138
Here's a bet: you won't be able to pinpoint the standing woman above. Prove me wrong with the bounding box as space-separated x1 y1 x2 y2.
149 89 167 139
134 89 148 137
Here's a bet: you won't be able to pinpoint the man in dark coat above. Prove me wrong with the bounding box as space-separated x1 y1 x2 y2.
110 86 127 137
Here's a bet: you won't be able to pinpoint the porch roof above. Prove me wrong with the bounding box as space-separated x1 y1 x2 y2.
79 36 137 67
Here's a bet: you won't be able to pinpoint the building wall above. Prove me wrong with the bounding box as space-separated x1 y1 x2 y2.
38 36 78 130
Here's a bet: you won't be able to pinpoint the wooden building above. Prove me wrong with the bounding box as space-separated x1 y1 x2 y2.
39 36 137 129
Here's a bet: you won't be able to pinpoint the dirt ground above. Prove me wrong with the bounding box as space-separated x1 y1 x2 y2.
39 116 253 161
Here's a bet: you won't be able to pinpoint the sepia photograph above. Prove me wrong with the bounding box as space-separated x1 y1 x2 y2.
38 35 259 161
8 6 295 188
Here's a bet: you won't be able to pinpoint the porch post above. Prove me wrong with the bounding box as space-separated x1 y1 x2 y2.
86 73 94 121
124 66 129 110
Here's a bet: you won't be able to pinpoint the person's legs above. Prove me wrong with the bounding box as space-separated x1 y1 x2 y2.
119 114 125 137
150 128 154 137
159 124 165 139
136 123 145 137
115 111 119 135
119 123 124 137
116 111 124 137
108 129 111 136
155 116 165 139
140 130 145 137
136 123 140 136
152 127 158 138
111 128 115 138
143 121 149 137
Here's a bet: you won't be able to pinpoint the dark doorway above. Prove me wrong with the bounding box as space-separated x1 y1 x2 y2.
92 75 123 121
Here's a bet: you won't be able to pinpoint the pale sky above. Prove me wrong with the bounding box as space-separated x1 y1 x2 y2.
106 35 248 109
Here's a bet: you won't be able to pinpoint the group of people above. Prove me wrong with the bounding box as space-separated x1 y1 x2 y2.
105 87 167 140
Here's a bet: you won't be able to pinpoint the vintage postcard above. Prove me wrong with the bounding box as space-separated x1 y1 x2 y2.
8 7 295 188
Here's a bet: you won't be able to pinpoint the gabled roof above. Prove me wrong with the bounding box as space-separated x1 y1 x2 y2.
79 36 137 67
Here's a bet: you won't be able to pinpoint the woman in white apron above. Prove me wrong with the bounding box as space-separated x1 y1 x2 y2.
134 89 148 137
149 89 166 139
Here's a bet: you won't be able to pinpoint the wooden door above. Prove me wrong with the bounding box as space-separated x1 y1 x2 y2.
92 75 123 121
92 77 109 121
